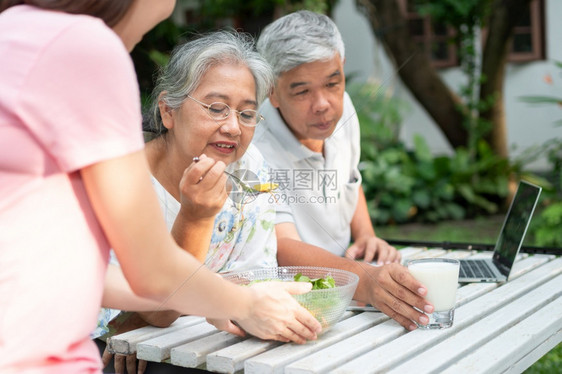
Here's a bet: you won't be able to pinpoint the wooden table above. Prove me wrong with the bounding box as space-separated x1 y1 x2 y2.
107 247 562 373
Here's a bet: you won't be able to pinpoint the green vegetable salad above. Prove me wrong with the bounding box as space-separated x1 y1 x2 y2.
293 273 336 289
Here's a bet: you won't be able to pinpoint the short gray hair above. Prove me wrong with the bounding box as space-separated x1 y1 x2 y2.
147 31 273 135
256 10 345 78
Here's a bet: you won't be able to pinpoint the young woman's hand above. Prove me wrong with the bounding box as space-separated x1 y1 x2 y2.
234 281 322 344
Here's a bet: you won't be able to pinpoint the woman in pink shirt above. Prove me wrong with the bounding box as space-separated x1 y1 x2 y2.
0 1 321 373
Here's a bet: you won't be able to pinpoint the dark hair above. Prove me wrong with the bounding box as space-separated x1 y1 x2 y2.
0 0 134 27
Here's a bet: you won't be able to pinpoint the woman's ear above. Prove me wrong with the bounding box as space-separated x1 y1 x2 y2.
158 92 174 130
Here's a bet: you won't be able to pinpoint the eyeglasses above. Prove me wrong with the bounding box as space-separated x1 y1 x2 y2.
187 95 264 127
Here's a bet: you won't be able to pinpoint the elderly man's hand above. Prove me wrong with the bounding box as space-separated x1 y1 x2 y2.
346 236 401 265
355 262 434 330
102 344 147 374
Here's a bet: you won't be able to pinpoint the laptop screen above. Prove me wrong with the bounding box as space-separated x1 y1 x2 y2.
492 181 542 276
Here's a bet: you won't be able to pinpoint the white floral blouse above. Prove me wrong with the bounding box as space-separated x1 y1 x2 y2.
154 144 278 273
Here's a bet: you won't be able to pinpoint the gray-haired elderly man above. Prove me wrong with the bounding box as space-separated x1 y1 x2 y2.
253 10 433 330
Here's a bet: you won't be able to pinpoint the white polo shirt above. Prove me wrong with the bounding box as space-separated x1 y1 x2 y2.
253 92 362 256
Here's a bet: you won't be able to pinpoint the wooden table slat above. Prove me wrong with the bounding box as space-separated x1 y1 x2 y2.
508 254 555 280
108 315 205 354
136 321 217 362
439 250 475 259
205 338 281 373
402 248 448 260
397 246 424 259
170 331 245 368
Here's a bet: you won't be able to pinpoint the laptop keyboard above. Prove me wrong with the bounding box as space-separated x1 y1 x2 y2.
460 259 496 279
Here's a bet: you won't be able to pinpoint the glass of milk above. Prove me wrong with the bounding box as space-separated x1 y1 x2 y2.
407 258 460 329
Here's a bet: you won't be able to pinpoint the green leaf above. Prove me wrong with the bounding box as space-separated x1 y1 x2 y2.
392 199 413 223
412 190 431 209
148 49 170 67
520 96 562 105
413 134 433 162
294 273 310 283
293 273 336 290
445 203 466 220
416 161 436 181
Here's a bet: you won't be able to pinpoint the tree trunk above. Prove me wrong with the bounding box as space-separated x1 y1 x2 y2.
356 0 469 149
480 0 532 158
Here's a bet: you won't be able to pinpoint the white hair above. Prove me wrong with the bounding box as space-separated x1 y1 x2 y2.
257 10 345 78
147 30 273 134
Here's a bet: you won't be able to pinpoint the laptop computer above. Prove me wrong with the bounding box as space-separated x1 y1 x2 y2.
458 180 542 283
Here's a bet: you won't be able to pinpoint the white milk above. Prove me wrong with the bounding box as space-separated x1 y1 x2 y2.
408 261 460 311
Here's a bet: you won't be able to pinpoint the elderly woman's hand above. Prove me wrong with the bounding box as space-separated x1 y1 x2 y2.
177 154 228 221
206 318 247 337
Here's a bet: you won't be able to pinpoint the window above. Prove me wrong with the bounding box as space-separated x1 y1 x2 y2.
398 0 544 67
508 0 544 62
398 0 458 68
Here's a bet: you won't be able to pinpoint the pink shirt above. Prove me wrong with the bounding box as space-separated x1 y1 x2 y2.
0 6 144 373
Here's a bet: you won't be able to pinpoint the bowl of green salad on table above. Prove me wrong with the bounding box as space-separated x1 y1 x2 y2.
223 266 359 332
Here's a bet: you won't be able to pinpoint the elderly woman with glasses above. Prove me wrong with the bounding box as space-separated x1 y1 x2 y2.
144 30 278 273
93 31 290 372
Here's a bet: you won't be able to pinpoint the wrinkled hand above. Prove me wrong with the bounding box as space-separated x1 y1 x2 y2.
358 262 434 330
206 318 246 337
235 281 322 344
346 236 401 265
102 344 147 374
177 154 228 221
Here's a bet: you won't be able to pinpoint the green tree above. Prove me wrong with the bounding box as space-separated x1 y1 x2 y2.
355 0 533 159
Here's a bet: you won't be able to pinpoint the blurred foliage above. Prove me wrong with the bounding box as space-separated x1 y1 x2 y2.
520 60 562 127
132 0 338 110
131 18 192 110
415 0 496 161
516 61 562 247
521 138 562 247
198 0 335 20
351 80 512 225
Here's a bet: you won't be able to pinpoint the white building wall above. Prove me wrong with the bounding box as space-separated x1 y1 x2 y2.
333 0 562 171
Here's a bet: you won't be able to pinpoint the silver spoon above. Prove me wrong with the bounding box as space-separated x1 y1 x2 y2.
192 156 276 194
224 170 277 195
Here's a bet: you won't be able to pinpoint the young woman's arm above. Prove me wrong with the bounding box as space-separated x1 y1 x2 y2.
82 150 321 343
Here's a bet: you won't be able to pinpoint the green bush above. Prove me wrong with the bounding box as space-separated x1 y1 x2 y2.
523 138 562 247
350 81 511 225
360 138 511 224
